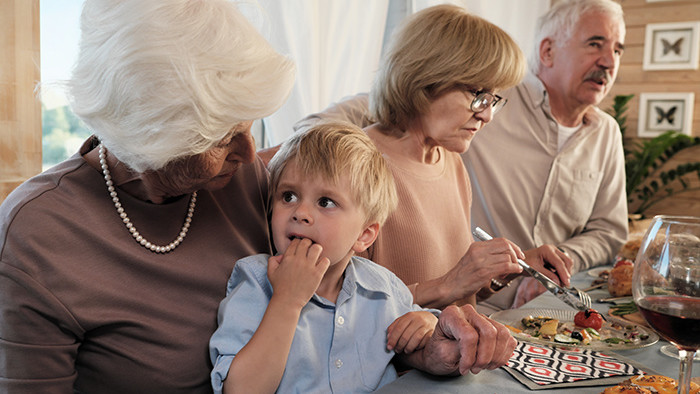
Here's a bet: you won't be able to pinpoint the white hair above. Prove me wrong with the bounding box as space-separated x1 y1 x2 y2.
529 0 624 75
68 0 295 172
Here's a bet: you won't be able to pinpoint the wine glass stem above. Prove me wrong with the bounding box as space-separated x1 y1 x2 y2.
677 349 696 394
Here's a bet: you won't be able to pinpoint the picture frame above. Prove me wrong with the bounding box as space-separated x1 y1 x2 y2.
642 21 700 70
637 92 695 138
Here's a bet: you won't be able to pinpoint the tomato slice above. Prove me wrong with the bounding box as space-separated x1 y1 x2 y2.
574 309 604 330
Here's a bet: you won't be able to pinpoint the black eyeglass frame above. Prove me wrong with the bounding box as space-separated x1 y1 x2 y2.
464 88 507 114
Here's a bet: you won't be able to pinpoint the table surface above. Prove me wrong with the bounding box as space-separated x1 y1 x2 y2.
375 266 700 393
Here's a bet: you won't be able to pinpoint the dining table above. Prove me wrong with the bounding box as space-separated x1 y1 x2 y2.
376 266 700 393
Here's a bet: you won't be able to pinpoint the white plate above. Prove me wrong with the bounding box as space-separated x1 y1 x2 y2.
587 266 612 277
490 308 658 351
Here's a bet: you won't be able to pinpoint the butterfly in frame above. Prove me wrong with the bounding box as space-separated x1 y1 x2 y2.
661 37 683 56
655 105 677 125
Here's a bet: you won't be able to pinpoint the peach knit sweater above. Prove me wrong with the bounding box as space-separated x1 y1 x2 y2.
362 141 473 295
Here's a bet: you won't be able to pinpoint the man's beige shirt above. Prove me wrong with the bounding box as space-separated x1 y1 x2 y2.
465 73 628 311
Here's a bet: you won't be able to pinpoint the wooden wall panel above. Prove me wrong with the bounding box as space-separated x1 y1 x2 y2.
0 0 42 205
600 0 700 217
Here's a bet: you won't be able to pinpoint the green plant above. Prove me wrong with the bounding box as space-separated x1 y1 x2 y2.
608 94 700 216
42 103 91 168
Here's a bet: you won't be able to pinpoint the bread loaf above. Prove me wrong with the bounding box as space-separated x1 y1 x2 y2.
608 260 633 297
601 375 700 394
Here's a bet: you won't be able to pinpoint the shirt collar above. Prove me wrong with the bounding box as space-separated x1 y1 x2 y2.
310 257 393 307
522 73 548 108
522 73 602 128
343 256 394 297
81 136 142 186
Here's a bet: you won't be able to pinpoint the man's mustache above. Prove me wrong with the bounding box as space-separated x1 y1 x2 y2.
584 69 611 85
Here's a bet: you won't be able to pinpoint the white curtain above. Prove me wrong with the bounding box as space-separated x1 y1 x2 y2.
249 0 389 147
247 0 550 146
455 0 550 59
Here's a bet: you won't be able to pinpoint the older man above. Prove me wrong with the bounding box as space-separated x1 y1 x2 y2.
467 0 628 313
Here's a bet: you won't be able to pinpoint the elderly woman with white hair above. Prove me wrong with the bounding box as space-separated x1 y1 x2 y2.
0 1 524 392
0 0 294 392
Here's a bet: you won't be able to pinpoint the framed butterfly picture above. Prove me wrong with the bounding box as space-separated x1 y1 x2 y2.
643 21 700 70
638 92 695 138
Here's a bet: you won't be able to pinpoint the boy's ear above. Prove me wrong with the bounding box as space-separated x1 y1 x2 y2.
352 222 380 253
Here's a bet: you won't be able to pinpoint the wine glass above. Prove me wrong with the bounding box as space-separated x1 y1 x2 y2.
660 344 700 361
632 215 700 394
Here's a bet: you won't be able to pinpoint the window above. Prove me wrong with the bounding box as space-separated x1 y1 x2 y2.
40 0 86 171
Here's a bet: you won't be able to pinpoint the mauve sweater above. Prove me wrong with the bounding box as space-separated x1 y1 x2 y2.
0 137 272 393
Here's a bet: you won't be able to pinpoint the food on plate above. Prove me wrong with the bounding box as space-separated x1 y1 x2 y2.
607 237 641 296
609 301 638 316
608 259 634 297
618 238 642 261
601 374 700 394
539 318 559 336
574 309 604 330
607 302 652 328
601 385 652 393
516 314 649 347
590 268 611 288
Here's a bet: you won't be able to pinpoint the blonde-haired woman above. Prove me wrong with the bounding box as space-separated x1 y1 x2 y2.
363 4 529 308
0 0 294 392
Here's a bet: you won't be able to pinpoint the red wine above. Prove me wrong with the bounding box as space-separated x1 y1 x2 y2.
637 296 700 350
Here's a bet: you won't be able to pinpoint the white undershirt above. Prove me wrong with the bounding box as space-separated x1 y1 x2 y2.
558 123 582 151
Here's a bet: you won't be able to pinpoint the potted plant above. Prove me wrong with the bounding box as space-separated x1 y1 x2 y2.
608 94 700 218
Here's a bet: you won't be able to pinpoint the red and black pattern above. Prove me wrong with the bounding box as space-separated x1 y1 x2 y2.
507 342 644 385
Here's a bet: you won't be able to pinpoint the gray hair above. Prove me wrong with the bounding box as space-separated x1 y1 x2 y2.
529 0 624 74
68 0 295 172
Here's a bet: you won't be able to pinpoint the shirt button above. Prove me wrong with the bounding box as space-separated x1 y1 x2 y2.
335 359 343 369
337 316 345 325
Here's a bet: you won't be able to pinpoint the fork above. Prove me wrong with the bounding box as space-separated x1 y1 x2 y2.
549 248 592 309
570 286 607 320
572 286 592 309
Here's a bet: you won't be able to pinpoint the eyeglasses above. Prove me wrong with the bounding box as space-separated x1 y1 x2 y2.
465 89 507 115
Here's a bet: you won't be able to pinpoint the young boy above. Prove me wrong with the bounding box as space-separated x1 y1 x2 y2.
209 121 440 393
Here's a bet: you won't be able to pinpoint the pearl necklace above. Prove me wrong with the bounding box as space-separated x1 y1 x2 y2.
98 143 197 253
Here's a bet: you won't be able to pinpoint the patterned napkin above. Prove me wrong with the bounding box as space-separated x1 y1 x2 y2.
506 342 645 386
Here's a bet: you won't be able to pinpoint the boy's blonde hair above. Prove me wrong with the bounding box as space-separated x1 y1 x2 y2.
370 4 526 130
268 121 398 226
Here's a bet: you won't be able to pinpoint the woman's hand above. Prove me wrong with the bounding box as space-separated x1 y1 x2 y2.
443 238 524 304
523 245 573 287
511 245 574 308
386 311 438 354
267 238 330 309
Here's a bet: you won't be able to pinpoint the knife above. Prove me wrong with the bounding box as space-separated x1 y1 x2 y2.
472 227 589 312
597 296 632 304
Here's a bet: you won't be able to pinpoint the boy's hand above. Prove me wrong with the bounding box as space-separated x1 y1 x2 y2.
267 238 330 309
386 311 438 354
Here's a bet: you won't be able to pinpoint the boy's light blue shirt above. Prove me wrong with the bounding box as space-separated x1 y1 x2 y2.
209 254 429 393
